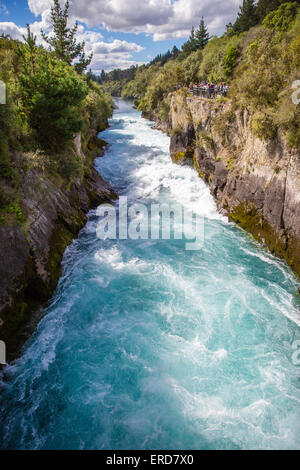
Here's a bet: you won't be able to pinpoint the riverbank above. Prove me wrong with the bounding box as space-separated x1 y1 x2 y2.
0 135 117 362
143 90 300 280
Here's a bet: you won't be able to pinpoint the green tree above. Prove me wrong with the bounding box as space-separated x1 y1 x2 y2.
256 0 300 20
22 24 37 73
41 0 92 73
190 26 196 44
22 24 36 51
233 0 259 34
195 18 210 49
100 70 106 82
223 46 239 77
225 22 234 34
181 26 198 56
17 48 89 151
171 46 180 58
262 2 299 31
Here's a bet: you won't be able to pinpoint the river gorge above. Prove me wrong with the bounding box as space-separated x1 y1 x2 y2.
0 99 299 450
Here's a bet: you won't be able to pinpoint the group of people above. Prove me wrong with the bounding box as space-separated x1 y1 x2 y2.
189 81 229 98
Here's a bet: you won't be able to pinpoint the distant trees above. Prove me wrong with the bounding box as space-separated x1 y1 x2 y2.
41 0 92 73
97 65 138 84
171 46 180 59
232 0 259 34
150 46 180 65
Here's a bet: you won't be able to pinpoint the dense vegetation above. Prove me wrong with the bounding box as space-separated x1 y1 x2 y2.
0 0 113 226
105 1 300 148
91 66 138 97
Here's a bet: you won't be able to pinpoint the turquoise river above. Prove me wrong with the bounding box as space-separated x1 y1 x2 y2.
0 99 300 450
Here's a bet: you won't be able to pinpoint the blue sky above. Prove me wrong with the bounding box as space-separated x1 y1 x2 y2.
0 0 242 72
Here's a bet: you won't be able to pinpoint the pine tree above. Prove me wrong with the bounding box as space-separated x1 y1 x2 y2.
22 24 37 73
190 26 198 51
195 17 210 49
225 22 233 34
190 26 195 41
233 0 259 34
181 26 197 56
0 33 11 39
86 68 93 82
41 0 92 73
23 24 36 50
171 45 180 58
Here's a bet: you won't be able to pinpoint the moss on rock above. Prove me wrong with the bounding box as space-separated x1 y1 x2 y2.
228 202 300 276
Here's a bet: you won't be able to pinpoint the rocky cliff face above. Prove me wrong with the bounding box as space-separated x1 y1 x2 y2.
157 91 300 279
0 136 116 361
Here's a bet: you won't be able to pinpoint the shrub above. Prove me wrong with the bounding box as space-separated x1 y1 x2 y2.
83 83 113 133
157 99 170 121
17 47 89 153
57 150 84 179
223 46 239 77
198 35 241 82
250 111 278 140
263 2 298 31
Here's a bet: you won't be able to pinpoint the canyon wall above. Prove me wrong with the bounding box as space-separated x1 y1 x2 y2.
153 91 300 279
0 136 116 361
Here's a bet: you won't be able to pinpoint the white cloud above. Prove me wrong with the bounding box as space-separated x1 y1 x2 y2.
0 22 25 40
92 39 144 55
27 0 242 39
83 37 144 71
0 11 145 72
92 57 145 73
28 0 51 16
1 0 243 71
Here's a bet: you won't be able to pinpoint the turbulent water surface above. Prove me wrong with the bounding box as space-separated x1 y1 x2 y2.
1 99 300 450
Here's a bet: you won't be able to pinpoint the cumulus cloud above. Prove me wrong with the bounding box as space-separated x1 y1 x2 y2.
28 0 51 16
78 33 145 70
0 8 145 72
0 22 25 40
92 56 145 73
1 0 243 71
27 0 242 38
80 33 145 71
92 39 144 55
